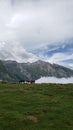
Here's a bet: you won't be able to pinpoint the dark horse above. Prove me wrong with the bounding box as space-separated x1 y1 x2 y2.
19 80 35 84
19 80 25 84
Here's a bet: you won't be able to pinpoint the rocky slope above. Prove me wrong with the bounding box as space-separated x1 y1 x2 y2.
0 60 73 82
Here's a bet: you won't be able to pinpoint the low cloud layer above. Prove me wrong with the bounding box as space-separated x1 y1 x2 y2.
36 77 73 84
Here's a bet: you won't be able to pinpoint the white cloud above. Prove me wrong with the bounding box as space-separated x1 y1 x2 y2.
0 0 73 64
48 53 73 63
36 77 73 84
0 0 73 46
0 41 38 62
45 52 73 69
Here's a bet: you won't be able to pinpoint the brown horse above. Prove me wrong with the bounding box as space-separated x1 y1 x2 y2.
26 80 35 84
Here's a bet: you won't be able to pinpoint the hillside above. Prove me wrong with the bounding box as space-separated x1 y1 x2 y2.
0 60 73 82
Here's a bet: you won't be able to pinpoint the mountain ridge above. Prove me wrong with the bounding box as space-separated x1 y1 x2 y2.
0 60 73 82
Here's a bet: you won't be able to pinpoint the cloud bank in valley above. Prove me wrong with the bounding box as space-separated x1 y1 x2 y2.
36 77 73 84
0 0 73 67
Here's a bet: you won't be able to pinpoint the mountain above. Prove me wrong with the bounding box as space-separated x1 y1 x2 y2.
0 60 73 82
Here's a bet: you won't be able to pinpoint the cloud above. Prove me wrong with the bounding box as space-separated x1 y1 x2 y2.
36 77 73 84
32 40 73 69
0 41 38 62
0 0 73 65
48 53 73 63
0 0 73 46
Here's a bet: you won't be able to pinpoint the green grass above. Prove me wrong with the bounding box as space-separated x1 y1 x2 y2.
0 83 73 130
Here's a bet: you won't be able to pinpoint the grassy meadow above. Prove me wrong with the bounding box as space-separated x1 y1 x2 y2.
0 82 73 130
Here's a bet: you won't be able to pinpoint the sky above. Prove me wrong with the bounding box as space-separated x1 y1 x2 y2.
0 0 73 69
